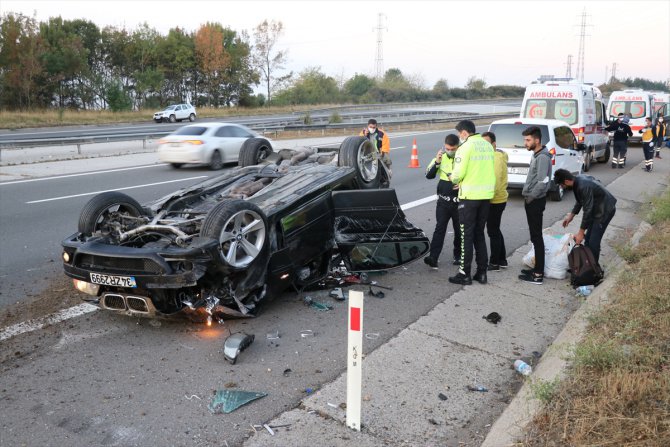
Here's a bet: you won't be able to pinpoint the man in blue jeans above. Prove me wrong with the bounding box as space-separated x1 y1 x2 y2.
553 169 617 268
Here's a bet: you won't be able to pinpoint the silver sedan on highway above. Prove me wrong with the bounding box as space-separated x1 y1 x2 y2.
157 123 274 169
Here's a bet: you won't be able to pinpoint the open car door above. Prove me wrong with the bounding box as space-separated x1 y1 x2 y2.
332 189 430 272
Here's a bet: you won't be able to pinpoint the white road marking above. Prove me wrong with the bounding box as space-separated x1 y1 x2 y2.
0 164 169 186
0 303 97 342
1 193 439 342
26 176 207 204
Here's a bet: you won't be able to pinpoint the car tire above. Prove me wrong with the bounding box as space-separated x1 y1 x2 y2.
597 142 611 163
78 191 145 236
338 136 382 189
170 163 184 169
154 119 162 123
239 138 273 167
209 150 223 170
169 114 176 123
200 200 268 269
547 182 564 202
582 147 592 172
189 113 196 122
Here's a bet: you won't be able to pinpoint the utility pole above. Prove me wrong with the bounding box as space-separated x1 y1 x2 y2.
565 54 573 79
605 65 609 84
374 13 387 79
611 62 617 83
575 8 591 83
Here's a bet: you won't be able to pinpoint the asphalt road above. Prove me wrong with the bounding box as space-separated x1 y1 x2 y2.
0 129 643 446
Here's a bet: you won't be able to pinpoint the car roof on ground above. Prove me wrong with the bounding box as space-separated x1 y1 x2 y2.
490 118 570 127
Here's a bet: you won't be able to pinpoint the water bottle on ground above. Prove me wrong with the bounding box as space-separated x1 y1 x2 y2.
514 359 532 376
575 285 594 297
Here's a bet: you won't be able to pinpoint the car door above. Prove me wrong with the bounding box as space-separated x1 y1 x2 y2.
554 125 582 175
227 126 254 160
212 125 239 162
331 189 430 272
175 105 187 120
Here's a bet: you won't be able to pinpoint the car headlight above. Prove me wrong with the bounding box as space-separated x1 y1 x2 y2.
73 279 100 296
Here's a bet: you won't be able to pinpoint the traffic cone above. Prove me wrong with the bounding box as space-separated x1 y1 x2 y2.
408 138 420 168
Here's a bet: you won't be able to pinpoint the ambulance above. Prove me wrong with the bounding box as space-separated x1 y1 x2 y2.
651 91 670 116
606 89 654 142
520 80 609 171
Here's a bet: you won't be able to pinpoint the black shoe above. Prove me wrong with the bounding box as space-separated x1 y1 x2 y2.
520 268 534 275
473 270 488 284
487 264 500 271
452 258 461 265
611 164 617 169
519 272 543 284
424 256 438 269
448 272 472 285
655 154 662 159
499 260 508 269
618 164 624 169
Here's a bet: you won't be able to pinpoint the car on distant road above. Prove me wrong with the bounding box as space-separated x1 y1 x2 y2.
488 118 586 201
153 103 197 123
61 136 420 322
157 123 274 170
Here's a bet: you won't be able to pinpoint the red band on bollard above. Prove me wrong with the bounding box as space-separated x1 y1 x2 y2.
350 307 361 331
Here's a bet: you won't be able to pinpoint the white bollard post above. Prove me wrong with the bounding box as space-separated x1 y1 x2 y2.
346 290 364 431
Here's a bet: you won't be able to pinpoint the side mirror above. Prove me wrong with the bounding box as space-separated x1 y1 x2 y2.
577 143 588 151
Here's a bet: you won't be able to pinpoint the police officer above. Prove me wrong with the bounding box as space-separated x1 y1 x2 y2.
448 120 496 285
424 134 461 269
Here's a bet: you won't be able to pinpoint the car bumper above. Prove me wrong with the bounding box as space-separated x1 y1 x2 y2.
61 233 220 290
158 145 208 163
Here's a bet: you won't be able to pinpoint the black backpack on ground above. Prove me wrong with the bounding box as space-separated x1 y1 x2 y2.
568 244 604 287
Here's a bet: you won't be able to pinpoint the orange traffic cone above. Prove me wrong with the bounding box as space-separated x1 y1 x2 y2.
408 138 420 168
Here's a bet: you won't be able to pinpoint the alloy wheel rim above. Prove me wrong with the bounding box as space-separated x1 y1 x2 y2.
218 210 265 268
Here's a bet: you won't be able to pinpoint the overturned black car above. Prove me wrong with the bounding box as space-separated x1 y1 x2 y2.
61 136 430 321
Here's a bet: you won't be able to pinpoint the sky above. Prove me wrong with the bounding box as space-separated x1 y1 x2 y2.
2 0 669 90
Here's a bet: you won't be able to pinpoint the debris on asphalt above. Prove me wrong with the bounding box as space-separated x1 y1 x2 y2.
327 402 338 409
329 287 345 300
300 330 314 338
365 333 380 340
305 387 314 394
368 281 393 290
368 287 385 299
223 333 255 364
149 319 161 328
184 394 202 400
438 393 448 401
208 390 267 414
283 368 292 377
263 424 275 436
266 330 280 340
483 312 502 324
466 385 489 392
224 382 237 388
428 418 440 425
303 296 333 311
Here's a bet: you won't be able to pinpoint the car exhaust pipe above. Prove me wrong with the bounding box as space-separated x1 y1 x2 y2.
100 292 157 317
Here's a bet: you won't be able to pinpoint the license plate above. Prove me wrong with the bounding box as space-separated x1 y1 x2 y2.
90 273 137 288
508 167 529 175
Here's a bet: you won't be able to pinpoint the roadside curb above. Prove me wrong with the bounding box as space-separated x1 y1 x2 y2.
479 220 652 447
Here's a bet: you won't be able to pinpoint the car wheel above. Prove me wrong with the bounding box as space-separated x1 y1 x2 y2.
210 150 223 170
239 138 273 167
170 163 184 169
189 113 196 122
597 142 611 163
582 147 592 172
169 114 176 123
338 136 382 189
547 182 564 202
154 119 162 123
78 191 145 236
200 200 268 269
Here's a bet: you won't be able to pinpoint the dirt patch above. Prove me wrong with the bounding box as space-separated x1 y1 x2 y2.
0 275 84 328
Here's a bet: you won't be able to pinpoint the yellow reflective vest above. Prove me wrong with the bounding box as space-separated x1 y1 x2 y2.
451 134 496 200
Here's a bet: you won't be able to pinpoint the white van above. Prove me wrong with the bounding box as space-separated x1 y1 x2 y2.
488 118 584 202
520 81 610 172
607 89 654 142
651 91 670 117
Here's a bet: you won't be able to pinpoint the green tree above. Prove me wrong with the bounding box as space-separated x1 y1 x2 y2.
106 79 132 111
344 73 375 101
274 67 340 105
156 27 196 104
432 79 450 99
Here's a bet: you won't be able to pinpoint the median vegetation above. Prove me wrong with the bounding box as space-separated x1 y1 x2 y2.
523 188 670 445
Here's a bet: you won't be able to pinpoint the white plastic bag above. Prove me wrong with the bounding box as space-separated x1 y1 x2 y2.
522 233 573 279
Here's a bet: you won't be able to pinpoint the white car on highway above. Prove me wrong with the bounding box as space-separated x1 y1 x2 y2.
157 122 274 170
488 118 585 201
153 104 197 123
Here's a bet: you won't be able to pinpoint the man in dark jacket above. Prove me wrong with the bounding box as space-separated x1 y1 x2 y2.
423 133 461 269
605 113 633 169
554 169 617 266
